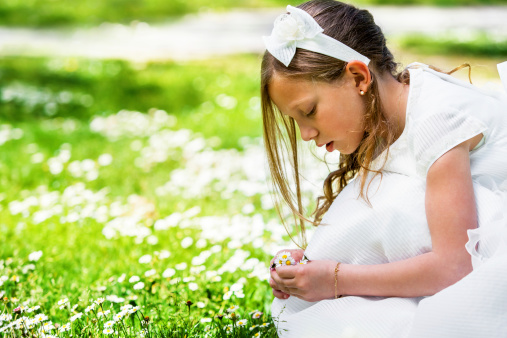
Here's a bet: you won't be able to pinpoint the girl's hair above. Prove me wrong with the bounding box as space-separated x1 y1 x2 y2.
261 0 470 247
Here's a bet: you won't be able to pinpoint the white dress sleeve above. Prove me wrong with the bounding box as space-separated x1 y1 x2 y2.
411 106 487 177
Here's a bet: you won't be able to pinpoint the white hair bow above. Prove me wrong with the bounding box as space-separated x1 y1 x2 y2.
263 5 370 67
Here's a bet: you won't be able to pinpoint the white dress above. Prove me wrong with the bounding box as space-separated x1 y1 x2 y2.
271 62 507 337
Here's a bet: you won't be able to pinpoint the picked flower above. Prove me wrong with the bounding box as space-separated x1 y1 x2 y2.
299 255 309 264
275 252 296 267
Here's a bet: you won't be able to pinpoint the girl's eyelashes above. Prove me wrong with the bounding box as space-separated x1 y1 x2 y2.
306 106 317 117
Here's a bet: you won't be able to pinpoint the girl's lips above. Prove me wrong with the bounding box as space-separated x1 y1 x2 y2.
326 141 334 152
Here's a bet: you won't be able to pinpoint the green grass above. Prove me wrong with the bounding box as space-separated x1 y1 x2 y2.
1 0 506 28
398 33 507 58
0 0 300 28
0 55 263 149
0 55 297 337
358 0 507 5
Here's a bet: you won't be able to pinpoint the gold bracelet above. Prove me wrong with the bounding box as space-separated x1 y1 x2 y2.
334 262 343 299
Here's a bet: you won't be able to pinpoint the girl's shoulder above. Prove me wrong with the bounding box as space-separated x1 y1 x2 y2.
402 62 507 177
406 62 504 118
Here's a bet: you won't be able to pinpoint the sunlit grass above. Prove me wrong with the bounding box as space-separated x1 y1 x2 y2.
398 33 507 58
0 54 329 337
2 0 507 28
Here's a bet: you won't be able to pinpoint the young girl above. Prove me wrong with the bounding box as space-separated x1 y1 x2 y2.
261 0 507 337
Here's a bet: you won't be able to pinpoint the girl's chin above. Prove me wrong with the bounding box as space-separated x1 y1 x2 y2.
326 141 334 152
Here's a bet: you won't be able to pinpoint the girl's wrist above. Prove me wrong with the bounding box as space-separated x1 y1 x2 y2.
334 262 348 297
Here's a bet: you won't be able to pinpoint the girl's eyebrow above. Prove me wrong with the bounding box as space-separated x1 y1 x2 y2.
288 98 307 110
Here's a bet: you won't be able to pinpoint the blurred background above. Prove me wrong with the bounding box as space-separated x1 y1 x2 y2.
0 0 506 336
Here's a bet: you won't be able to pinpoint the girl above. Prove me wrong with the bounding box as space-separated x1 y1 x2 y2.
261 0 507 337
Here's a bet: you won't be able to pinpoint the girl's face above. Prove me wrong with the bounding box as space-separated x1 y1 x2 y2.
268 73 366 154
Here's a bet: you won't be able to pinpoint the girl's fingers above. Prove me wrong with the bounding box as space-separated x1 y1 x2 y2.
276 265 298 278
273 289 290 299
271 270 297 289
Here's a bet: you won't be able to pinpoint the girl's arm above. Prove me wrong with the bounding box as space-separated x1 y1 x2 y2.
271 137 479 301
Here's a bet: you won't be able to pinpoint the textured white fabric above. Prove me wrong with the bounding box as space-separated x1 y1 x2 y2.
272 63 507 337
263 5 370 67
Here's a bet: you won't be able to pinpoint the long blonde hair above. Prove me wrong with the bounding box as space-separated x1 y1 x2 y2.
261 0 471 248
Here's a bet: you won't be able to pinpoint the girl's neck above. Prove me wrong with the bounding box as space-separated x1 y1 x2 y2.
377 72 410 141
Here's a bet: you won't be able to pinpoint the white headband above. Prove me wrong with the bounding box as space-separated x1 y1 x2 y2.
263 5 370 67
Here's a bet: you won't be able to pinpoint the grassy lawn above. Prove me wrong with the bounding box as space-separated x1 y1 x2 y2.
0 54 333 337
0 0 506 28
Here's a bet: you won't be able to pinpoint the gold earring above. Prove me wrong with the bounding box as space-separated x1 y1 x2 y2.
360 90 365 96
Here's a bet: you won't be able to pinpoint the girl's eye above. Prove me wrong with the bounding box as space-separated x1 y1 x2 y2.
306 106 317 117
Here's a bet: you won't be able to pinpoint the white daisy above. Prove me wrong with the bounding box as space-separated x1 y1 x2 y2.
138 255 152 264
129 275 140 283
226 305 239 313
144 269 156 277
236 319 247 326
120 304 133 311
133 282 145 290
103 328 116 335
42 321 55 332
251 311 263 319
162 268 176 278
57 298 69 309
34 313 48 323
59 323 71 332
128 306 140 314
26 305 40 313
104 320 115 328
97 310 110 317
28 251 43 262
70 313 83 322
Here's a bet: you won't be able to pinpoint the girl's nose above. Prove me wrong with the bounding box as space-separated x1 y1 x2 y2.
300 125 318 142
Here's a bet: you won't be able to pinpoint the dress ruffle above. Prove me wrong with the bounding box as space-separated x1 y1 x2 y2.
466 177 507 269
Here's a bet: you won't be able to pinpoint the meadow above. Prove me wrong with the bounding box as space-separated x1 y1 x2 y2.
1 0 506 28
0 54 338 337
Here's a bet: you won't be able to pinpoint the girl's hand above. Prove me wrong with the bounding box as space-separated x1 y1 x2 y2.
270 260 337 302
269 249 305 299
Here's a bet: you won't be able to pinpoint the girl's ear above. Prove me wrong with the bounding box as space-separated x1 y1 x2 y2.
345 61 371 93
